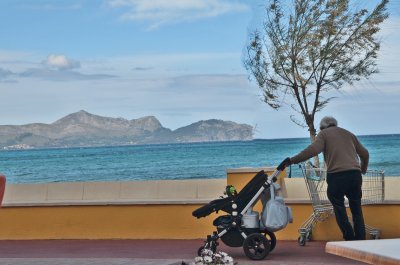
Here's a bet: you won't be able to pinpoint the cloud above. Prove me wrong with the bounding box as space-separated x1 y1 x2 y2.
0 67 17 83
42 54 81 70
135 74 258 111
0 55 115 82
0 67 13 78
2 54 115 81
132 66 153 71
107 0 249 29
19 68 116 82
170 74 249 90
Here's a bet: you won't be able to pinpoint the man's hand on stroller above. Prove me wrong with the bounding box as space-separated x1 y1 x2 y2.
277 157 292 171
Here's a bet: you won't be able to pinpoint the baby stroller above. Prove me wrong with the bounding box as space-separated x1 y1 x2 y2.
192 166 292 260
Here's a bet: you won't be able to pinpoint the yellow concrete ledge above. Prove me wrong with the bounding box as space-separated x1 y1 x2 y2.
0 202 399 240
3 179 226 207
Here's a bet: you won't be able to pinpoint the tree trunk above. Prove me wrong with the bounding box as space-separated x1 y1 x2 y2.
308 124 320 168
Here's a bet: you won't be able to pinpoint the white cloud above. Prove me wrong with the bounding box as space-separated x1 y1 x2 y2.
94 52 244 78
19 68 116 82
0 67 13 78
43 54 81 70
0 67 16 83
170 74 249 89
0 53 115 81
107 0 249 29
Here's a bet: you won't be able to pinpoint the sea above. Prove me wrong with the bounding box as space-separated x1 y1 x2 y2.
0 134 399 184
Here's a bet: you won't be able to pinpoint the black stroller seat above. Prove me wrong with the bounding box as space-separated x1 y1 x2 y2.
192 170 268 218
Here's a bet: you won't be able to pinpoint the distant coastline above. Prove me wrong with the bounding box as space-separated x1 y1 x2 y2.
1 139 254 151
0 110 253 149
255 133 400 141
358 133 400 138
3 133 399 151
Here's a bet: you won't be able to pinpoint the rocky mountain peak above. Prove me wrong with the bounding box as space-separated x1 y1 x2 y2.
173 119 253 142
52 110 130 128
134 116 162 130
53 110 98 124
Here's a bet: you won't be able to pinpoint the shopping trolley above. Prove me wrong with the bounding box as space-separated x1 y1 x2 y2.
297 163 384 246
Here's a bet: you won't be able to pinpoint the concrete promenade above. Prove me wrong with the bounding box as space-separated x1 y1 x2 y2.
0 239 365 265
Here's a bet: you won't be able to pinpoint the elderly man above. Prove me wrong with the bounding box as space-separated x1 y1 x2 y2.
278 116 369 240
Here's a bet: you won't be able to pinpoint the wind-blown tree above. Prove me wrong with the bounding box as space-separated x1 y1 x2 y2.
244 0 389 165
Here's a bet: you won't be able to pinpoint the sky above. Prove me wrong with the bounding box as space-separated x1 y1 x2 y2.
0 0 399 139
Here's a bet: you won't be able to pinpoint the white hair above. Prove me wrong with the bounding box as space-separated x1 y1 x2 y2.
319 116 338 130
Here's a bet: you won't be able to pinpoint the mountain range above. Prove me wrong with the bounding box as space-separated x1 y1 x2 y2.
0 110 253 149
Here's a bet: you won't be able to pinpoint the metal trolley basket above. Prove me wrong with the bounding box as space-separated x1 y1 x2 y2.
298 163 384 246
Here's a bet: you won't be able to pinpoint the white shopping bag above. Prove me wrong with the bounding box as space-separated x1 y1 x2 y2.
262 184 293 232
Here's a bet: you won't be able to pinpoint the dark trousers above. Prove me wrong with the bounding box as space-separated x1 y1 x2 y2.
327 170 366 241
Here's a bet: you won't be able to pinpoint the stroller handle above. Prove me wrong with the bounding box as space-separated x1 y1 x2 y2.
277 157 291 171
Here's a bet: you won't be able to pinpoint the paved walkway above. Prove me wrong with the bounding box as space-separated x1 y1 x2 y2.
0 239 365 265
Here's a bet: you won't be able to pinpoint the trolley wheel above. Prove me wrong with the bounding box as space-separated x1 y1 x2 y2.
243 233 270 260
298 236 306 246
371 234 380 240
262 230 277 252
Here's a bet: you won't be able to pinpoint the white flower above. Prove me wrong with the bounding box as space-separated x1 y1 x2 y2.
219 251 228 257
202 249 213 256
191 250 234 265
223 256 234 263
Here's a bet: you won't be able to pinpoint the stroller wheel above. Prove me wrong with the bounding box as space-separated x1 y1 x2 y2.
263 231 276 252
197 243 217 256
243 233 270 260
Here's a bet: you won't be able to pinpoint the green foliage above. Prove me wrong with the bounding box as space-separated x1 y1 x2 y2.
244 0 389 136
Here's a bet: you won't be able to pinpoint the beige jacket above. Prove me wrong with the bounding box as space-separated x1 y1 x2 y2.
290 126 369 174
